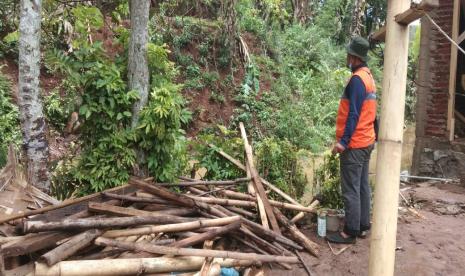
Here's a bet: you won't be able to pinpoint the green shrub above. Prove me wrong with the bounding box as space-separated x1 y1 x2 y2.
255 137 307 200
193 125 244 181
314 154 344 209
0 71 20 167
43 88 76 131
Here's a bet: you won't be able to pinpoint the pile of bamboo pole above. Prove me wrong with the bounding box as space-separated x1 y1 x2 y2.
0 123 320 276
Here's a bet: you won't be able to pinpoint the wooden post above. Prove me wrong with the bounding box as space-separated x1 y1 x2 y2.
447 0 460 141
368 0 410 275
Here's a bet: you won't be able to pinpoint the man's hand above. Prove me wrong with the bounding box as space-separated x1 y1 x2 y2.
332 142 345 155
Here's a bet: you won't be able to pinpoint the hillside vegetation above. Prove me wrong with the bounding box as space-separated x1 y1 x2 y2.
0 0 418 200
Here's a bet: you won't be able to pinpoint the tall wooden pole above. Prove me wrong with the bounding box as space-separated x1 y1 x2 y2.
368 0 410 275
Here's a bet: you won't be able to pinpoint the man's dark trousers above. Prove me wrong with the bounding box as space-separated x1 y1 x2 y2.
340 144 374 237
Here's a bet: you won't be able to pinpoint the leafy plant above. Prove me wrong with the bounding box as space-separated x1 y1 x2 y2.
0 71 20 167
255 137 307 199
43 88 76 131
314 154 344 209
193 125 244 181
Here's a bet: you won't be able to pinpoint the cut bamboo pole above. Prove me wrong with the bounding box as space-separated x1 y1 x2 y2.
0 185 131 224
102 192 171 204
186 187 256 218
368 0 410 275
95 237 300 263
199 240 214 276
89 202 195 217
290 200 320 223
169 220 241 248
154 178 251 187
187 195 256 208
246 157 256 196
188 194 316 213
23 215 193 233
248 159 269 229
239 122 280 233
102 216 240 238
273 208 319 257
39 229 102 266
209 144 302 206
35 256 259 276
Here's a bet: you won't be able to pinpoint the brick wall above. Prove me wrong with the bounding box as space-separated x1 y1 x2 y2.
423 0 453 138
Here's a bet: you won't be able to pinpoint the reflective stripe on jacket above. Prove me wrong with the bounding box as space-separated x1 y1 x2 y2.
336 67 377 149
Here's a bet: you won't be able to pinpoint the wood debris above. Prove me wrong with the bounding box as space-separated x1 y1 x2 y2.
0 125 321 275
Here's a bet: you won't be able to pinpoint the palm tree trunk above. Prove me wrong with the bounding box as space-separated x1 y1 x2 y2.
18 0 50 192
350 0 366 37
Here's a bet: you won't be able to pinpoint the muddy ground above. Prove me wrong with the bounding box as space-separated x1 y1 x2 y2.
263 182 465 276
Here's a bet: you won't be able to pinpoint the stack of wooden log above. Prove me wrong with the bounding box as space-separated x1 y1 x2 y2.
0 123 320 276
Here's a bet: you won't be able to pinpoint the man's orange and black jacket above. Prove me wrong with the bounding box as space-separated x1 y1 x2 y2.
336 63 377 149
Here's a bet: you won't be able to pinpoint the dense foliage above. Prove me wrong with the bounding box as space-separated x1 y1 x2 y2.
0 0 426 204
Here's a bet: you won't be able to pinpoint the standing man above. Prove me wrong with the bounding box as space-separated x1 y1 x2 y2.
327 37 377 244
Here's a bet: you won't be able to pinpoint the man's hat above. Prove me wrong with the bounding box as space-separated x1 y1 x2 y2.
346 37 370 62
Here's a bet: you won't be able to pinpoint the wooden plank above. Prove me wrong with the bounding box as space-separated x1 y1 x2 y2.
239 123 280 234
395 0 439 25
447 0 460 140
371 26 386 42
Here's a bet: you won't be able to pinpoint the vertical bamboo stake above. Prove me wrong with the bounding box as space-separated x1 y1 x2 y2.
368 0 410 275
247 159 269 229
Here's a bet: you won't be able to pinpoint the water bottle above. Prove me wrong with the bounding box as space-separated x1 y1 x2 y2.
317 210 327 237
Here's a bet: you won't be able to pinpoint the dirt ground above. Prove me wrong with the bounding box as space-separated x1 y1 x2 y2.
264 182 465 276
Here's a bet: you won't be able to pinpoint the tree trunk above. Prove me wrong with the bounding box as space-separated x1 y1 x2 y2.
350 0 366 37
292 0 311 24
18 0 50 193
220 0 237 54
128 0 150 127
